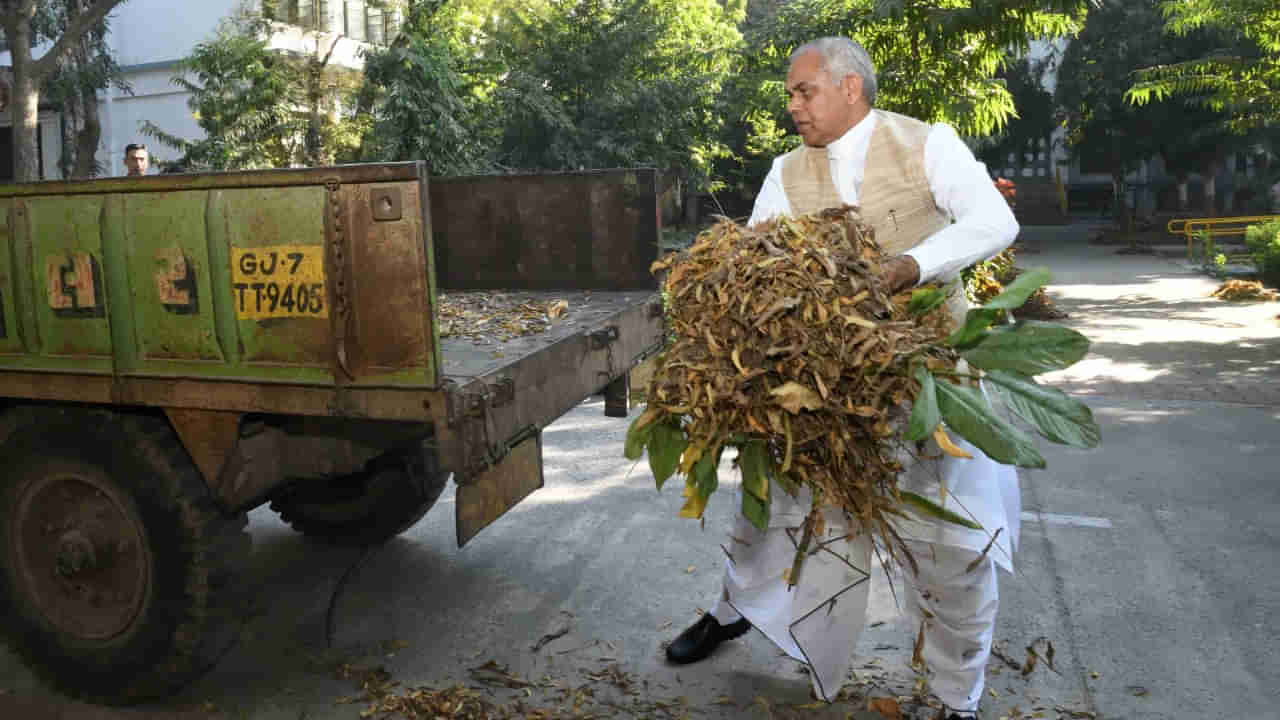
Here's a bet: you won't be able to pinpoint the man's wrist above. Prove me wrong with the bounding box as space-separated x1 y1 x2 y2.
887 255 920 293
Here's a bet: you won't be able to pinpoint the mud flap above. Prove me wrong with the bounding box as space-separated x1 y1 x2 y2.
455 432 543 546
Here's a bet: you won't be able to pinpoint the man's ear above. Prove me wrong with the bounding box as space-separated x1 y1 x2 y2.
842 73 863 106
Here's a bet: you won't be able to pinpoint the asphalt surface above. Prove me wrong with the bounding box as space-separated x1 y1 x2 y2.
2 222 1278 719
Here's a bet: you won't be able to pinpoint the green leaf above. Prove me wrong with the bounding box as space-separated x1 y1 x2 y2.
906 366 941 442
945 308 1000 348
648 422 688 491
742 492 769 532
962 321 1091 376
984 370 1100 449
907 287 946 317
898 491 983 530
739 441 772 501
691 445 720 500
981 267 1052 310
935 378 1046 469
624 407 661 460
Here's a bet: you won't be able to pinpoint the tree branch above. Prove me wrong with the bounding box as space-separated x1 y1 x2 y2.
30 0 128 81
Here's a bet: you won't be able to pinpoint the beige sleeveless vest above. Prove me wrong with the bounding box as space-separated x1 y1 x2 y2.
778 110 968 328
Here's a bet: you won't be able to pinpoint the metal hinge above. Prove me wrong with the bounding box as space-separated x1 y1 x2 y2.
589 325 619 349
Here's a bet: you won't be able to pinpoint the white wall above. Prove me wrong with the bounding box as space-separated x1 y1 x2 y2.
107 0 246 68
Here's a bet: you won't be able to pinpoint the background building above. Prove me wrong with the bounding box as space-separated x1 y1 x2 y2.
0 0 399 180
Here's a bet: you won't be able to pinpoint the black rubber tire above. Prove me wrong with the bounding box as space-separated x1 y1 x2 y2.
0 405 251 705
269 442 449 546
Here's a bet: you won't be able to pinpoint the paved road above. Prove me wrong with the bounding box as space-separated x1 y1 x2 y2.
2 223 1278 719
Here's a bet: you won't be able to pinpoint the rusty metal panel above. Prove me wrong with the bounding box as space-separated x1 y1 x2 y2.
121 192 224 364
0 162 424 198
217 186 333 372
13 195 114 372
344 181 434 387
430 169 661 291
163 408 242 486
432 291 663 485
455 432 543 546
0 200 23 356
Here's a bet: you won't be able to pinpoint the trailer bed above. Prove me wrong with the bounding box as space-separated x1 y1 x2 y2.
438 290 657 380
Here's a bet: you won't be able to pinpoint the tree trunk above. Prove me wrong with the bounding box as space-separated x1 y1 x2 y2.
58 91 78 179
4 0 128 181
1177 176 1188 211
1204 171 1217 218
306 67 323 166
72 83 101 178
6 15 42 182
1113 172 1134 245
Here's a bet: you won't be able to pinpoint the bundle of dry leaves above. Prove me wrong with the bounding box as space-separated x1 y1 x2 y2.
634 207 967 569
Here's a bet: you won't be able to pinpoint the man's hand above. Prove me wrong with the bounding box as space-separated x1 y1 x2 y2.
881 255 920 294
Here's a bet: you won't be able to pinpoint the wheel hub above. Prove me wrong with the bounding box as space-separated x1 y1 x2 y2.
11 467 151 641
55 528 99 576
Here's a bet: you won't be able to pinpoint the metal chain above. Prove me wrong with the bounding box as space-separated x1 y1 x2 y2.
326 180 353 379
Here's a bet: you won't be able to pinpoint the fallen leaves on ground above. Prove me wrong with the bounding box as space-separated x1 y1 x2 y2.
334 657 712 719
867 696 902 718
1210 279 1279 302
439 293 572 342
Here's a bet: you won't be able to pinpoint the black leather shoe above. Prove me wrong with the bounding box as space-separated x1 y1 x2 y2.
665 614 751 664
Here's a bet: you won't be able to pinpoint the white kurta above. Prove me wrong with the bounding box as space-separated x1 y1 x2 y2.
711 113 1022 707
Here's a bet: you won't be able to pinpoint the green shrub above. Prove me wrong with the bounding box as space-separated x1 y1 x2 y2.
1245 220 1280 288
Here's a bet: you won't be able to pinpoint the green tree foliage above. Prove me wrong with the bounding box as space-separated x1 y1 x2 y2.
975 57 1055 176
143 2 390 170
351 1 489 173
1127 0 1280 130
1057 0 1248 219
480 0 743 184
141 11 297 170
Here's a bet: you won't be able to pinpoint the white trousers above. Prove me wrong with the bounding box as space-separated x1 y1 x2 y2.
711 519 998 711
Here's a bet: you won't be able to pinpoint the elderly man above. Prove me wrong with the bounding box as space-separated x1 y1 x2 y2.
123 143 150 176
663 37 1020 719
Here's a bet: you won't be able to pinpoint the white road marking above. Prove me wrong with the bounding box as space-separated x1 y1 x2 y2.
1020 511 1113 529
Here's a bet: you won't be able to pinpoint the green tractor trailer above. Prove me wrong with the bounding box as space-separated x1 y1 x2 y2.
0 162 665 703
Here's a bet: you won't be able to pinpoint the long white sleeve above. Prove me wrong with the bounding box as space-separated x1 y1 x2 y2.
905 124 1019 284
747 157 790 228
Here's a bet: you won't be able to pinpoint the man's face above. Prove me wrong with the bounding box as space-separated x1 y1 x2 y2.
786 51 864 148
125 150 149 176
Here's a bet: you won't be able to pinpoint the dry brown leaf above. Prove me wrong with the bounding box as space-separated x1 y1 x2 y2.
934 425 973 459
911 620 926 670
867 696 902 718
770 381 824 413
1210 279 1279 302
547 299 568 319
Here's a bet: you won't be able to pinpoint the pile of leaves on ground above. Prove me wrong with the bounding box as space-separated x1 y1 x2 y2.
965 246 1068 320
335 659 718 719
438 293 570 343
627 207 1099 578
1209 279 1279 302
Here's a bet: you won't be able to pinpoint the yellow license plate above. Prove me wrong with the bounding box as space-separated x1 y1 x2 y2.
231 245 328 320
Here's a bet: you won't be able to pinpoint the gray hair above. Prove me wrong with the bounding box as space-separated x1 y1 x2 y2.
791 37 877 106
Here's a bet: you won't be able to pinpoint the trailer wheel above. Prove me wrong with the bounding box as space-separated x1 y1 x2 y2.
0 406 251 704
269 443 448 545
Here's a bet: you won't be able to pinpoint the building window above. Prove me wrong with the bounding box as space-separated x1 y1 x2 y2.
267 0 400 44
264 0 325 28
344 0 366 41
